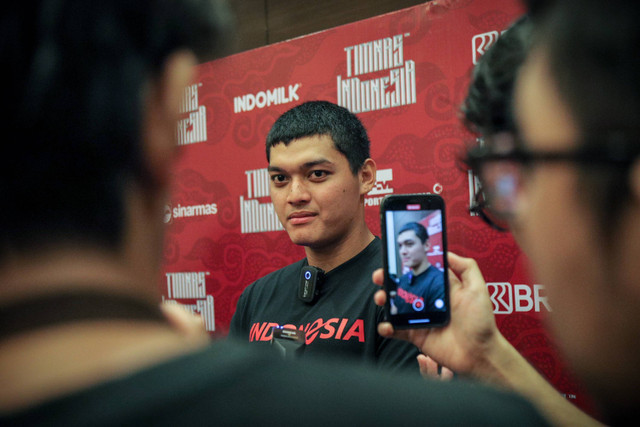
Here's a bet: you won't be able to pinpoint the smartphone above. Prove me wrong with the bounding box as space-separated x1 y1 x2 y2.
380 193 450 328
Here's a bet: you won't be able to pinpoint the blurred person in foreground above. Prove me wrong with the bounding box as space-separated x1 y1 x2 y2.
376 2 640 425
0 1 550 426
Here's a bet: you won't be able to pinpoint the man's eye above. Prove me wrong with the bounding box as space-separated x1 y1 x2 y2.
270 174 287 184
310 170 328 179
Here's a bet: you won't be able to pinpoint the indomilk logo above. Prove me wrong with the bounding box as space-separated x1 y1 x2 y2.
176 83 207 146
234 84 301 114
337 34 416 114
240 168 284 234
163 272 215 331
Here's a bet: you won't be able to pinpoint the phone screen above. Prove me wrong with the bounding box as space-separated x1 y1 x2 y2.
380 194 450 328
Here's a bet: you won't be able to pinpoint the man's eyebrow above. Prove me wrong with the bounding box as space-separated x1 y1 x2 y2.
302 159 332 168
267 158 333 173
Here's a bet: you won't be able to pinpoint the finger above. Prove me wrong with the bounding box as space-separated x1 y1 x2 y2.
373 289 387 307
377 322 411 343
422 354 441 378
160 303 207 340
440 366 455 380
447 267 462 292
372 268 384 286
447 252 484 288
377 321 395 337
417 354 432 379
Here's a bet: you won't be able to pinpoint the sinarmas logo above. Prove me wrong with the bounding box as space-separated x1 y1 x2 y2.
163 203 218 224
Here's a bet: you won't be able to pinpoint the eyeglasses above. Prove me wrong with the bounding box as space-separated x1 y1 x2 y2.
464 132 637 231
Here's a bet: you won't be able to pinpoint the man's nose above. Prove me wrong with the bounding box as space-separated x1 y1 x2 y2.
287 177 311 204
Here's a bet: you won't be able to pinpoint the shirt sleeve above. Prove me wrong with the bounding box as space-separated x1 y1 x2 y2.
228 285 251 339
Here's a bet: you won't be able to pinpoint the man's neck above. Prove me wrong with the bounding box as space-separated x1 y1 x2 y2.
0 247 148 304
0 248 208 412
412 261 431 276
0 320 205 412
305 227 375 272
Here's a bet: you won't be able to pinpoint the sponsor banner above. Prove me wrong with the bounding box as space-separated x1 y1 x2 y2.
488 282 551 314
163 272 215 331
177 83 207 145
159 0 592 411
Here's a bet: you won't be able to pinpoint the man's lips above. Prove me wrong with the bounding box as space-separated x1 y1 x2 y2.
287 211 317 225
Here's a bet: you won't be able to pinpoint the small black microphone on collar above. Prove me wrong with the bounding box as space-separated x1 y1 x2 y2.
298 265 325 303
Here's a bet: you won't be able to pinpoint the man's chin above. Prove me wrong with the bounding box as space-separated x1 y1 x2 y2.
288 233 327 249
287 231 315 247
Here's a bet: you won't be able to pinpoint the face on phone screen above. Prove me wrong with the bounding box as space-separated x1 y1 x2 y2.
381 195 450 328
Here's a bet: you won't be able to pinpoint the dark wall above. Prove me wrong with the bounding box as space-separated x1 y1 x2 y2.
227 0 430 55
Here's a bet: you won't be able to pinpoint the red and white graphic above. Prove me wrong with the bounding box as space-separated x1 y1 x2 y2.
337 34 416 113
472 30 500 64
177 83 207 145
488 282 551 314
162 271 216 331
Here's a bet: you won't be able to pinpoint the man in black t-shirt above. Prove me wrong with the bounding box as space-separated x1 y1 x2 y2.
230 101 420 372
391 222 445 315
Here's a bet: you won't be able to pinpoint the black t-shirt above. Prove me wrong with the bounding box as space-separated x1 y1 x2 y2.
1 340 550 427
393 265 445 314
229 238 420 372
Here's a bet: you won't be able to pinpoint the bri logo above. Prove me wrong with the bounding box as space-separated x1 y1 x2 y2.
487 282 551 314
249 318 365 345
472 31 500 65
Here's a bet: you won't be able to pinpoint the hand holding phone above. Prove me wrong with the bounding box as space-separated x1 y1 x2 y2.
380 193 450 328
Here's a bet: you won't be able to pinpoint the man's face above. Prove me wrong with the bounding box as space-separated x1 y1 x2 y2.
268 134 366 250
514 47 634 397
397 230 429 271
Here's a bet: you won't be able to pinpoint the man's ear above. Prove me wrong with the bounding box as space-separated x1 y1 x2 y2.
142 50 197 187
359 158 377 195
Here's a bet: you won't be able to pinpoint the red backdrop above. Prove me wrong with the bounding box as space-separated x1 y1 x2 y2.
161 0 594 414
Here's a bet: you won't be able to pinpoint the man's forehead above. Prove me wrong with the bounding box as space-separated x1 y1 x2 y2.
268 135 346 168
270 134 338 153
398 230 419 241
514 46 578 150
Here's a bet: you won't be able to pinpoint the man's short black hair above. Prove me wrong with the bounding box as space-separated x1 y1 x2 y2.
1 0 232 257
398 222 429 245
265 100 370 174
